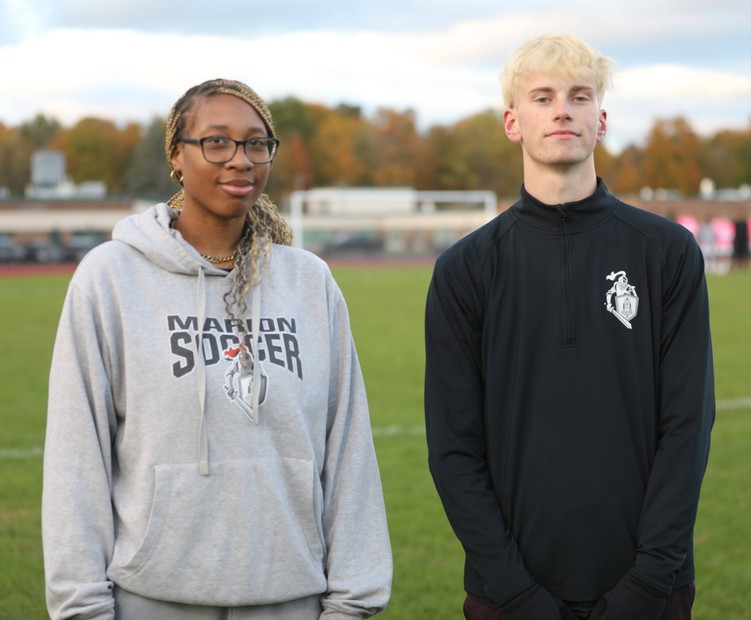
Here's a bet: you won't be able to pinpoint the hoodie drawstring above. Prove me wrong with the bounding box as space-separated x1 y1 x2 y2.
195 266 263 474
196 267 210 476
248 283 262 425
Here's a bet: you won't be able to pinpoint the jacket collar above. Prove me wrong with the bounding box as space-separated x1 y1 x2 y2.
512 178 620 233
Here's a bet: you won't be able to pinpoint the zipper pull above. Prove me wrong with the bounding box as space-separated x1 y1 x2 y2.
555 205 567 222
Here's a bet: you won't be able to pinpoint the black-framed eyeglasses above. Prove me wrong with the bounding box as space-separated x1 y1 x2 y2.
177 135 280 164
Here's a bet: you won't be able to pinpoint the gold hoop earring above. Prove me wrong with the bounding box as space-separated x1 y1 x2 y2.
170 169 184 185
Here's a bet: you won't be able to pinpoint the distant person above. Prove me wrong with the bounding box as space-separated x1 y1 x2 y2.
43 78 392 619
732 218 749 269
697 219 716 272
424 34 715 620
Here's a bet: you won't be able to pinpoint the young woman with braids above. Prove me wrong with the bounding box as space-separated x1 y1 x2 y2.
43 79 392 620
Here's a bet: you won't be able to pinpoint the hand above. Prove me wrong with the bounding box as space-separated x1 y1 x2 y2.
588 574 666 620
463 585 577 620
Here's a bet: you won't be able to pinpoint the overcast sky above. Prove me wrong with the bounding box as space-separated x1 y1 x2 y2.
1 0 749 153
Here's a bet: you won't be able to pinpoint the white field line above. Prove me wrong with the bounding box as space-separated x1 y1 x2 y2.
3 397 749 459
371 425 425 437
0 445 43 459
716 396 751 410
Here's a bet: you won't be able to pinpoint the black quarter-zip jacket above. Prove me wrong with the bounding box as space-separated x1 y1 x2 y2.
425 179 715 606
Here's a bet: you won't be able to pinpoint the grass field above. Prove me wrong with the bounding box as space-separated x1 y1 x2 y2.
0 266 749 619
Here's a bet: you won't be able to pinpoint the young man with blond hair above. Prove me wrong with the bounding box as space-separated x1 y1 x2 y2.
424 34 714 620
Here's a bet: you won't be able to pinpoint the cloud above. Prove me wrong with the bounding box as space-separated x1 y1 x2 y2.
3 0 515 38
0 1 748 154
616 65 751 102
0 26 502 127
602 64 751 150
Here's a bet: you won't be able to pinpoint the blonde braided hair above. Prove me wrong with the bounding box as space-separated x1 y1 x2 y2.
165 79 293 322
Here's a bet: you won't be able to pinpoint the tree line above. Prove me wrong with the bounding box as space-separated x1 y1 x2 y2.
1 98 750 203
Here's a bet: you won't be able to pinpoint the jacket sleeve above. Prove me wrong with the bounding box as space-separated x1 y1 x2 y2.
608 233 715 611
42 276 117 620
319 287 393 619
424 253 541 609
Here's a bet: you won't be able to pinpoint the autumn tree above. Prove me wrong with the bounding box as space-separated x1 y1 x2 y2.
20 114 61 149
54 117 139 194
0 114 62 195
0 124 27 195
308 107 373 186
424 110 522 197
266 97 317 196
641 117 703 194
4 100 751 202
604 144 644 196
593 143 616 186
123 117 175 200
266 133 313 200
269 97 318 140
700 127 751 190
417 125 453 190
369 108 422 187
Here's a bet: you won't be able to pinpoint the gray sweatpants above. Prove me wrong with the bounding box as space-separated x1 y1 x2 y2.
114 587 323 620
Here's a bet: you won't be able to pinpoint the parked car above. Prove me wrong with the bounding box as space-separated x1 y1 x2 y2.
26 237 66 263
0 234 27 262
65 231 106 262
26 230 106 263
323 233 384 256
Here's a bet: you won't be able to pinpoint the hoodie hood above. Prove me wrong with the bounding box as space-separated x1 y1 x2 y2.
112 202 229 277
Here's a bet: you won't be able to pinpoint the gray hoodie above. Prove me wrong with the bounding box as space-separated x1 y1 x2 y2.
42 204 392 619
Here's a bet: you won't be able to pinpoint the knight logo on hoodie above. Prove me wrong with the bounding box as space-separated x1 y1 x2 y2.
222 344 268 418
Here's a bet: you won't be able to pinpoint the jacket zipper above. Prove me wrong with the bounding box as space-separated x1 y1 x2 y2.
556 205 575 349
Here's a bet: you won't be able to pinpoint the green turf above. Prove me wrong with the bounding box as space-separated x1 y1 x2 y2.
0 267 749 618
0 276 67 619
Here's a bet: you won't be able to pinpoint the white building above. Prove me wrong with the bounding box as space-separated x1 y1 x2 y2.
289 187 498 255
25 150 107 200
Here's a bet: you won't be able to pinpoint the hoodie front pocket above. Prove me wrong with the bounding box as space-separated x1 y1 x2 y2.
115 457 326 606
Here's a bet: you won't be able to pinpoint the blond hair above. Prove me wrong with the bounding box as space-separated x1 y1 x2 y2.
164 78 293 323
500 34 615 108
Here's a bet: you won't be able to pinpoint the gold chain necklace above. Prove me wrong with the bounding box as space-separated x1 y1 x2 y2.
200 249 239 264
